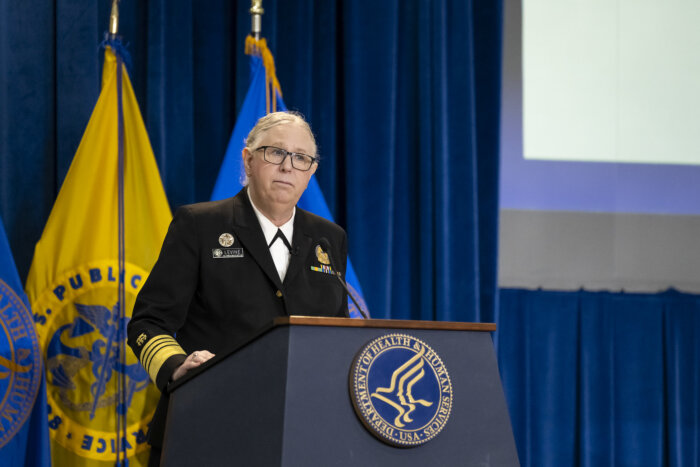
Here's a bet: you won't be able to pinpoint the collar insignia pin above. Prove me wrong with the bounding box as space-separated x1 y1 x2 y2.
219 233 234 247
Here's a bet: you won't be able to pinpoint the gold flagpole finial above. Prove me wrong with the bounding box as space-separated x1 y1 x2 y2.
250 0 264 40
109 0 120 36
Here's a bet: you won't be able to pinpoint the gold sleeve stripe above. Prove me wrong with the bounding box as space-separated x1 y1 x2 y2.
145 344 184 383
140 335 175 367
142 335 183 371
140 335 186 383
143 341 181 376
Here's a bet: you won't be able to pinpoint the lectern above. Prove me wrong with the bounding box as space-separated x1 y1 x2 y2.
161 317 519 466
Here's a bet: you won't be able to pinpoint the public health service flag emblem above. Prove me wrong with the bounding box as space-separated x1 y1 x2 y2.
349 333 453 447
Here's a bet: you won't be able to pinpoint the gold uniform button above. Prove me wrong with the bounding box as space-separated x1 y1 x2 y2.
275 290 283 298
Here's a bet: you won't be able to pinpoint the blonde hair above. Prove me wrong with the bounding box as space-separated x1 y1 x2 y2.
245 111 317 155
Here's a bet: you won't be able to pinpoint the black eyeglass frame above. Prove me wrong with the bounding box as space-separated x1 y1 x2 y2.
254 145 319 171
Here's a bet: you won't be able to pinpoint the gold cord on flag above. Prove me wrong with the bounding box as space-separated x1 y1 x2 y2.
245 35 283 114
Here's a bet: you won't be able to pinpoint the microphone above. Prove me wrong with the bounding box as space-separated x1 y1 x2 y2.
318 237 369 319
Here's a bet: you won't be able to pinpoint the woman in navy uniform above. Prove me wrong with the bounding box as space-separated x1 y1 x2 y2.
127 111 348 465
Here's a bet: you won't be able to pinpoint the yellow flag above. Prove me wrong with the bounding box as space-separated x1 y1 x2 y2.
25 46 171 466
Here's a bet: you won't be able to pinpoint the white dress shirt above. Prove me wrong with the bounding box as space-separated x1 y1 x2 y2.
248 191 295 282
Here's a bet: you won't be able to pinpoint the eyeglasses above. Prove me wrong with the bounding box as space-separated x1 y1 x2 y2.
254 146 318 171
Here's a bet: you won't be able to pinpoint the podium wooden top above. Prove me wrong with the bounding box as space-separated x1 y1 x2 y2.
169 316 496 391
273 316 496 332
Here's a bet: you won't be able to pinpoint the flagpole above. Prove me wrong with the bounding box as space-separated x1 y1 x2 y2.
108 1 127 465
250 0 264 39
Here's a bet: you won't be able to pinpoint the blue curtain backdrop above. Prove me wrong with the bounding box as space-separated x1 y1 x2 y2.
1 1 698 465
498 289 700 467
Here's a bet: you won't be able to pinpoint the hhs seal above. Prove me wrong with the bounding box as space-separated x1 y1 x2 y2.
0 279 42 449
349 334 453 447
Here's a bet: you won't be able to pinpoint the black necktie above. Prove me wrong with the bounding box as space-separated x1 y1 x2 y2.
268 229 293 254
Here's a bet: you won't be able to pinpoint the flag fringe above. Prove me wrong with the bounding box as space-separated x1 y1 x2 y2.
245 35 282 114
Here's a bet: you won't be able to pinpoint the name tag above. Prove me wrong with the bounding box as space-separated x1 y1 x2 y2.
212 248 244 259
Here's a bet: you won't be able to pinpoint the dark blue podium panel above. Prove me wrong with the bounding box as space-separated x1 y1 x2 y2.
163 321 519 466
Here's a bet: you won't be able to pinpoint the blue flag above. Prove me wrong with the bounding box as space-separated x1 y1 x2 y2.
211 37 369 318
0 218 50 466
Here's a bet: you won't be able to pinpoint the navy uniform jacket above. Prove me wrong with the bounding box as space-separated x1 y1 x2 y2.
127 188 348 447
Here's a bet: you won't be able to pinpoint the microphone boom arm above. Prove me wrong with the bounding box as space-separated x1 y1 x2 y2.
319 237 369 319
